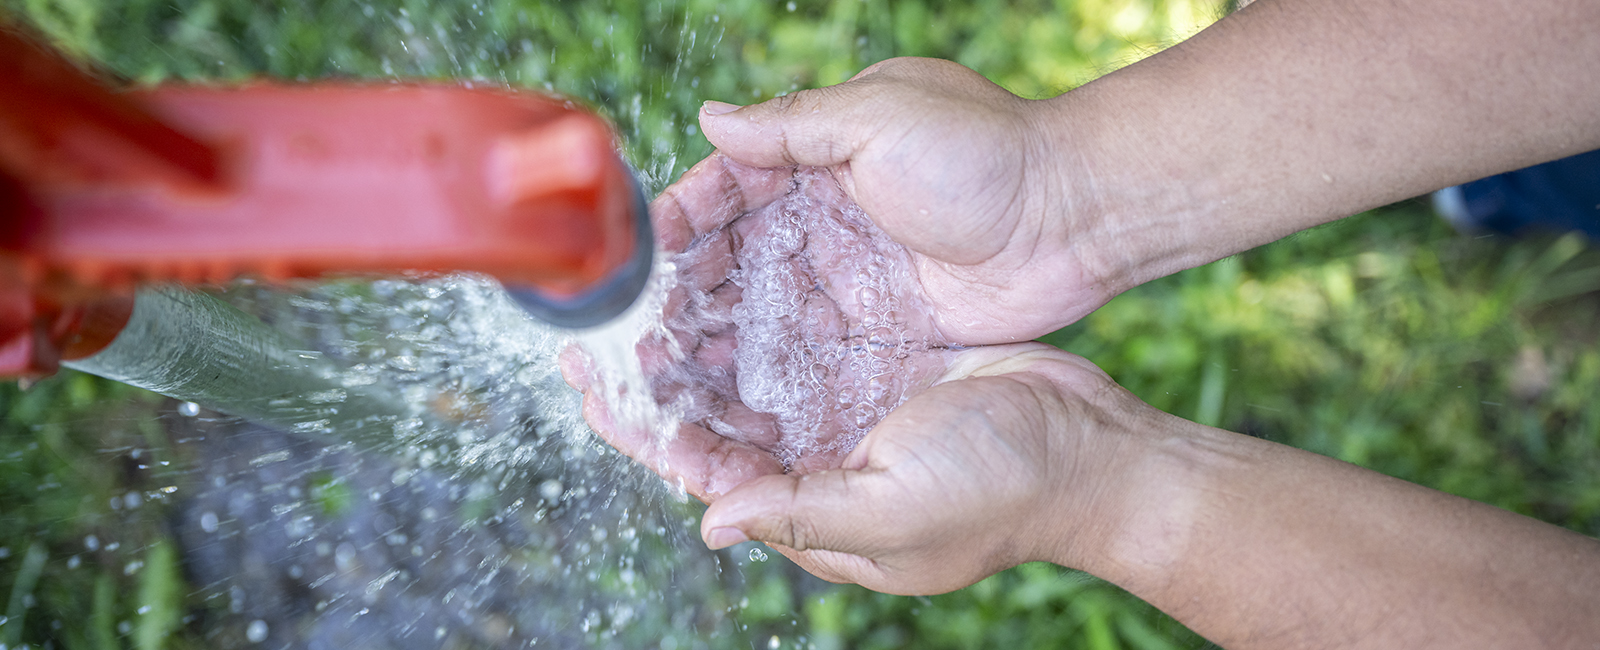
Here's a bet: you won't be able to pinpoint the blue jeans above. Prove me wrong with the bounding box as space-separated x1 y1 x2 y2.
1439 149 1600 239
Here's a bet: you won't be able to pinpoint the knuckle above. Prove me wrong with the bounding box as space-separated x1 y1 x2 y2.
784 515 827 552
767 91 806 115
773 477 820 551
859 56 914 77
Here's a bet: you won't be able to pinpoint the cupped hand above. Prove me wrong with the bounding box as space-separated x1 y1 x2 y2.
699 57 1122 344
562 154 958 500
698 343 1152 596
563 58 1150 574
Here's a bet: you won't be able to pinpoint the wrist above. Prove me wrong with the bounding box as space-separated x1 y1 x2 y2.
1018 356 1251 591
958 349 1202 578
1028 82 1234 297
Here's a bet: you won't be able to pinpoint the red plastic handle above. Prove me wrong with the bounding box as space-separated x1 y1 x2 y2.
0 27 642 376
23 84 638 290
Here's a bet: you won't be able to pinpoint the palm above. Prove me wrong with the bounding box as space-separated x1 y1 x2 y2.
700 57 1118 344
566 154 955 499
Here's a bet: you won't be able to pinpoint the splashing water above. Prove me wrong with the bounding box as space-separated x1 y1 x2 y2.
154 275 750 647
726 169 949 465
574 166 952 473
0 1 966 647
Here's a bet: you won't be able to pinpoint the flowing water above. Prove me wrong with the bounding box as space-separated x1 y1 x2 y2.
1 1 1237 647
1 1 869 647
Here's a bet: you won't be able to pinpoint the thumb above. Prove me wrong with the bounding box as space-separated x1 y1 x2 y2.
698 83 883 168
701 468 886 556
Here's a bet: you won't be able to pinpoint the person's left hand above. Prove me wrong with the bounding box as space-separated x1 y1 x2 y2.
561 153 957 500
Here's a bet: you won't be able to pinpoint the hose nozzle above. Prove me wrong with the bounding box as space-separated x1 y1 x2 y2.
504 171 653 328
0 26 658 376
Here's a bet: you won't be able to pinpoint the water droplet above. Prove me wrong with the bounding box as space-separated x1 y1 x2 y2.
83 535 99 551
866 374 896 404
178 401 201 417
246 619 269 643
249 450 291 467
769 635 782 649
538 479 564 502
852 403 876 428
335 542 357 570
857 287 881 308
836 386 857 405
808 362 829 385
748 547 768 562
200 512 219 533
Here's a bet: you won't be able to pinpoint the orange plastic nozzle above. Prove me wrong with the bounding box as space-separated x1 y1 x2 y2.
0 27 651 377
0 24 225 195
35 84 641 289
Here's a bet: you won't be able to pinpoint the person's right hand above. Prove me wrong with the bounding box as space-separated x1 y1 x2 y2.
699 57 1123 344
562 155 960 500
695 342 1161 596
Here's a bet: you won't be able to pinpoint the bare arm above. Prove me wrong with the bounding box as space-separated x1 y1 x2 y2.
699 347 1600 649
581 1 1600 645
1073 403 1600 648
1055 0 1600 293
699 0 1600 340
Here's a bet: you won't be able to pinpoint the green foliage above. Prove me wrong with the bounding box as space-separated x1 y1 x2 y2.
1 0 1222 190
725 560 1203 649
0 376 189 650
132 542 181 650
3 0 1598 648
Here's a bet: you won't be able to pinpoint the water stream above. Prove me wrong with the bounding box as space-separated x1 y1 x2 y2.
3 1 854 647
0 1 1240 647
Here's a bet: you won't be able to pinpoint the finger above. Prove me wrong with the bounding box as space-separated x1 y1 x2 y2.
697 281 742 329
939 342 1117 397
558 343 594 393
651 153 794 253
672 227 736 294
701 468 889 557
661 421 786 501
635 327 684 381
699 81 886 168
768 543 886 587
705 401 782 452
581 384 782 502
789 443 852 474
686 327 739 397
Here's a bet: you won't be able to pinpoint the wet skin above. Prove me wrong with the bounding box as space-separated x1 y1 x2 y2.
563 154 959 499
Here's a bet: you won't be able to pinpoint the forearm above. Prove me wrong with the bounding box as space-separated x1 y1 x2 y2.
1043 0 1600 290
1061 408 1600 649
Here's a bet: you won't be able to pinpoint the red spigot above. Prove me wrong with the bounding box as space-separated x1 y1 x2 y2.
0 25 652 378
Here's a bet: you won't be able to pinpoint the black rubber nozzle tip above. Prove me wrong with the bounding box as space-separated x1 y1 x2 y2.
505 174 654 329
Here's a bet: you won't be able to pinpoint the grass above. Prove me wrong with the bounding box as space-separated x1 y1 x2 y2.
3 0 1599 648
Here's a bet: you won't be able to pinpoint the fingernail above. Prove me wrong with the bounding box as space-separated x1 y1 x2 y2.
702 100 741 116
705 526 749 549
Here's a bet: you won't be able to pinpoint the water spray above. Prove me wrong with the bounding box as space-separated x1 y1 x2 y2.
0 26 654 423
